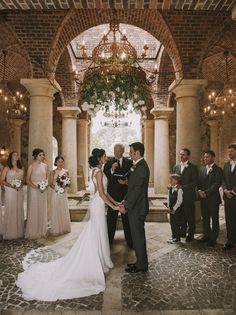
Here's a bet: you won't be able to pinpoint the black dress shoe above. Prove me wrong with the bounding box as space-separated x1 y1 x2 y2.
223 243 235 250
125 265 148 273
186 235 193 242
198 237 210 243
206 240 216 247
126 263 136 267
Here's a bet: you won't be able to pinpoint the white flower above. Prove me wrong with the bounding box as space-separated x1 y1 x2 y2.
141 106 147 111
38 180 48 193
59 187 65 194
89 104 94 109
11 179 22 190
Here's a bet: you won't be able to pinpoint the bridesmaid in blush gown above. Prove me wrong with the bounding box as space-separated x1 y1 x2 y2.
49 155 71 236
25 148 48 239
16 148 120 301
1 151 24 240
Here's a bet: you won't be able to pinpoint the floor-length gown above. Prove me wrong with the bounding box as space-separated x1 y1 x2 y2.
16 167 113 301
50 168 71 235
2 169 24 240
25 162 48 239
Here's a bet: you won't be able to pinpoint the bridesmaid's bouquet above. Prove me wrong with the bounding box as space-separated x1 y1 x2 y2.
55 173 71 194
38 179 48 193
11 178 22 191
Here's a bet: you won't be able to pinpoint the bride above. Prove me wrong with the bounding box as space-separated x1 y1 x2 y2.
16 148 121 301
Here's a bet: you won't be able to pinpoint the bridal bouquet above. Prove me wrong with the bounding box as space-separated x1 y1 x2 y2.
55 173 71 194
11 178 22 191
38 179 48 193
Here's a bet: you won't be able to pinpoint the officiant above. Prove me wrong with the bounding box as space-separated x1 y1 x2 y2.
104 144 133 248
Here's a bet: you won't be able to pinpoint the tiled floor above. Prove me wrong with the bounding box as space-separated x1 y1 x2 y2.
0 209 236 315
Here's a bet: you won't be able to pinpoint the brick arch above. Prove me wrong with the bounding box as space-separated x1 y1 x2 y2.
156 50 175 107
48 9 182 79
198 17 236 83
0 22 32 80
55 47 77 105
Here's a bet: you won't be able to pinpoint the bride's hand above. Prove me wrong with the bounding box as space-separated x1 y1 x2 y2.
113 205 121 211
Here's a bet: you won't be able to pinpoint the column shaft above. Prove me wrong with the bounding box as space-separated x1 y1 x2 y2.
151 108 173 194
58 107 80 193
170 79 207 165
207 119 219 164
21 78 60 169
10 119 24 156
143 120 154 186
77 119 89 188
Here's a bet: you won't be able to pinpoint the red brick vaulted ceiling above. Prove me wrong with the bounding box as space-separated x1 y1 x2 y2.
0 0 234 10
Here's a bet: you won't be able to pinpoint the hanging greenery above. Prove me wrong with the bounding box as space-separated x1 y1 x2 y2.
80 73 148 116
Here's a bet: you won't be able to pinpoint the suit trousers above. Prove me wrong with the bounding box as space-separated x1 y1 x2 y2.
181 199 195 238
200 200 220 241
169 207 181 240
107 207 133 248
224 197 236 245
128 212 148 269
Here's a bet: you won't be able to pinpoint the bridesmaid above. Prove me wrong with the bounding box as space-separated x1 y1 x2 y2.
25 148 48 239
1 152 24 240
49 156 71 236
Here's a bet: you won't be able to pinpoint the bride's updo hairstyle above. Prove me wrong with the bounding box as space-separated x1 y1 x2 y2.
88 148 105 168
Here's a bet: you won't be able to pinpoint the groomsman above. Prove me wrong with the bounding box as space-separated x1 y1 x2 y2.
222 144 236 250
103 144 133 248
198 150 223 246
173 148 198 242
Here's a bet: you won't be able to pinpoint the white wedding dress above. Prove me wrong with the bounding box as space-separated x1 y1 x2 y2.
16 168 113 301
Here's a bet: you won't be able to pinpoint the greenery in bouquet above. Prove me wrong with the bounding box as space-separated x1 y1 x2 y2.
80 74 148 116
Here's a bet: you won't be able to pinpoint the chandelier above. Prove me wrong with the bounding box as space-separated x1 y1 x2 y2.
100 103 133 128
204 50 236 119
0 50 28 120
72 19 164 123
76 19 159 84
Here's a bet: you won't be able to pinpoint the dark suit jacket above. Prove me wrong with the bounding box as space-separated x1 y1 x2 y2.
124 159 150 216
103 156 133 201
173 161 198 202
198 164 223 205
222 162 236 198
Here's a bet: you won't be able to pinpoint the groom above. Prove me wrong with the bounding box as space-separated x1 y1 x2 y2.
120 142 150 273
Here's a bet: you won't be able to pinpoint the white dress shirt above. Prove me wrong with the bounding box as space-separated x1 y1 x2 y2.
230 160 236 173
167 185 183 211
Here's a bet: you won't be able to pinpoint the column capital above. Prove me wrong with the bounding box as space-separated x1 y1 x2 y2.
77 118 90 126
169 79 207 99
9 118 25 127
21 78 61 98
151 107 174 120
58 107 81 119
207 119 219 128
142 119 154 128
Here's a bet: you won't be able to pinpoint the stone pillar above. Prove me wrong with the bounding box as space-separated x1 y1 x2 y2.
10 119 24 156
77 118 89 188
151 107 173 194
143 119 154 186
58 107 80 193
21 78 60 169
207 119 219 164
169 79 207 165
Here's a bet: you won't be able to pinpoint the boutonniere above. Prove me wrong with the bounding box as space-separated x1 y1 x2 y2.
130 165 136 172
208 167 213 173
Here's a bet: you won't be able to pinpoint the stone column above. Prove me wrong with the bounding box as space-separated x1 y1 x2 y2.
151 107 173 194
77 118 89 188
21 78 60 169
143 119 154 186
58 107 80 193
9 119 24 156
169 79 207 165
207 119 219 164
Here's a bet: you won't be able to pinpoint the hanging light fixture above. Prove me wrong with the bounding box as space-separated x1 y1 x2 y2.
0 50 28 120
204 50 236 119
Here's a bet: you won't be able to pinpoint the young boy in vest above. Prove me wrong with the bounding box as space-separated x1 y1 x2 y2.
166 174 183 244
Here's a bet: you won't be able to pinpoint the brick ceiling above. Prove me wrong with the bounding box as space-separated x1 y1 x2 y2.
0 0 234 10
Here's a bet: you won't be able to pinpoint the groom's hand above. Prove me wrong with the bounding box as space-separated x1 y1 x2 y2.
118 204 127 214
